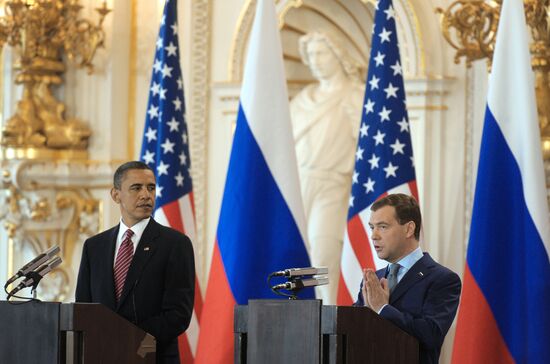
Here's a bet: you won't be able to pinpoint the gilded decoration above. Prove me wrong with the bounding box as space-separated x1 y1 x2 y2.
0 0 110 152
0 160 106 301
438 0 550 160
436 1 499 68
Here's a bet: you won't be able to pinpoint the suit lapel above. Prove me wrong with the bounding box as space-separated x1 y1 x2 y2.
117 219 159 308
101 226 119 309
389 253 434 304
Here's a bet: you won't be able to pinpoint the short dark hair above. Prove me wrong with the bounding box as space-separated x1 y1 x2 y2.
371 193 421 240
113 161 154 189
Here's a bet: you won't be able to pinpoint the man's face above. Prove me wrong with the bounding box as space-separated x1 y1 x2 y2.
111 169 156 227
368 205 415 263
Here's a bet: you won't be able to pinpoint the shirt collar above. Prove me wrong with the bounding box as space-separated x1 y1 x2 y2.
395 246 423 271
119 217 150 244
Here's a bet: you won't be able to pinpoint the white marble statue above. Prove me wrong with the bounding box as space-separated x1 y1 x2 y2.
290 31 364 304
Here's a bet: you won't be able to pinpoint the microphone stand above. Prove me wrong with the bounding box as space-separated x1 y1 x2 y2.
267 272 299 299
6 271 44 301
267 272 329 300
28 272 43 300
4 255 63 302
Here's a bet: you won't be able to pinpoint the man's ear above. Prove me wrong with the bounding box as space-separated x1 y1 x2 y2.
110 188 120 204
406 221 416 238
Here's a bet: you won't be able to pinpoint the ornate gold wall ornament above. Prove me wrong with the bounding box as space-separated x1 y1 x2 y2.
438 0 550 159
436 1 500 68
0 0 110 152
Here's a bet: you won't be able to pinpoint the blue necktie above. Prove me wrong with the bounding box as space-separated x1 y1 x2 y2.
387 263 401 294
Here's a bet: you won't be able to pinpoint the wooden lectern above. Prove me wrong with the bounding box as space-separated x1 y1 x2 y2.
235 299 419 364
0 301 155 364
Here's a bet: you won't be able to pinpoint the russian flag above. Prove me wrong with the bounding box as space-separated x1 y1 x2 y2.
452 0 550 363
194 1 313 362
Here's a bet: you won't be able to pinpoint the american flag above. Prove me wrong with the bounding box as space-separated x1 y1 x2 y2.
337 0 418 305
140 0 202 361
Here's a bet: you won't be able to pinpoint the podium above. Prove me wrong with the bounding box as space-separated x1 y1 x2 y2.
234 300 419 364
0 301 155 364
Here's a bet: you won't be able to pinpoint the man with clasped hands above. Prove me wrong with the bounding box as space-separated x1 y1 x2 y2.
355 194 461 364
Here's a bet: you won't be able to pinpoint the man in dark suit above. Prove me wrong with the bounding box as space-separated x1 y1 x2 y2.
76 161 195 364
355 193 461 364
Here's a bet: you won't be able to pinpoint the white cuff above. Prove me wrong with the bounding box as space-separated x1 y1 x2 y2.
377 304 388 314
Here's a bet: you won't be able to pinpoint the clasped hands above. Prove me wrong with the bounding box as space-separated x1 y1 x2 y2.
361 268 389 312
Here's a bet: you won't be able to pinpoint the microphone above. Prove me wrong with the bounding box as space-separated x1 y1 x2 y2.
8 256 63 298
4 245 60 287
271 267 329 277
272 276 329 291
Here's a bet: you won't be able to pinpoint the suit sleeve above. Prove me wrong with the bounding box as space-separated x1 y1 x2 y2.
379 271 461 350
75 240 92 302
353 280 365 307
139 234 195 342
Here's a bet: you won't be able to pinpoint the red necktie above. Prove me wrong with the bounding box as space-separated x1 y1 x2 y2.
114 229 134 302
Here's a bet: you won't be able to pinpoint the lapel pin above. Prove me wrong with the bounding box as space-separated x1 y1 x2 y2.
418 272 424 277
144 247 150 251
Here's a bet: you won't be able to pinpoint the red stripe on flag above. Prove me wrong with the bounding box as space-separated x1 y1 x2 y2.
375 191 389 203
347 215 375 270
162 200 185 233
160 200 201 362
336 270 354 305
452 264 514 364
408 180 419 200
161 197 202 317
178 335 193 363
195 243 235 364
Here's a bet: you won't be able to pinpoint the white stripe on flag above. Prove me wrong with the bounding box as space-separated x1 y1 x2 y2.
340 231 363 299
187 310 200 356
239 0 308 246
154 208 169 227
179 195 197 243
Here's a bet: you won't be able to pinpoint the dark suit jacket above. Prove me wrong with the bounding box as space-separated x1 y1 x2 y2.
76 218 195 364
355 253 461 364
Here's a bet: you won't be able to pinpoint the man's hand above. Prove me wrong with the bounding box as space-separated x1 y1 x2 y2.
361 273 371 309
362 268 389 312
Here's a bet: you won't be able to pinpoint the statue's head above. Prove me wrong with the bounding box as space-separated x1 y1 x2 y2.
298 30 360 81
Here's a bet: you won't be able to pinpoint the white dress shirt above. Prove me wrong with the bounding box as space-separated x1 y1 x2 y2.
377 246 424 314
113 218 150 266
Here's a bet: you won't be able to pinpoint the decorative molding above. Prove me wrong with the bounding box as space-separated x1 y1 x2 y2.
127 0 139 159
401 0 425 76
0 160 113 301
229 0 256 81
464 66 475 260
128 1 159 159
229 0 424 83
405 77 452 110
189 0 212 270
